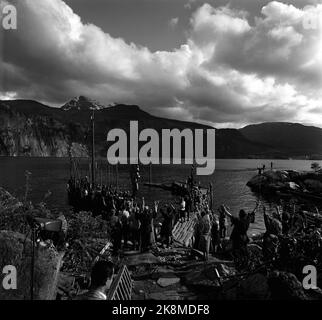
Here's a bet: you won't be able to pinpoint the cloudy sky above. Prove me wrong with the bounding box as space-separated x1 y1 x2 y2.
0 0 322 128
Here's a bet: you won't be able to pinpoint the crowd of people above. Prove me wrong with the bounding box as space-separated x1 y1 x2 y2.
73 198 322 300
67 176 133 216
192 201 258 262
106 188 213 255
67 171 322 275
68 175 322 301
261 201 322 271
67 173 218 255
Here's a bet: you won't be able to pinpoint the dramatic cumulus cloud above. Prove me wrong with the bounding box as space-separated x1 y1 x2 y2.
1 0 322 127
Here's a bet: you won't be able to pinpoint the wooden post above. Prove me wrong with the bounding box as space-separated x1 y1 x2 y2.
106 163 108 186
91 110 95 187
149 163 152 185
100 166 103 187
209 183 213 211
88 162 91 185
116 163 119 191
148 150 152 185
108 163 111 187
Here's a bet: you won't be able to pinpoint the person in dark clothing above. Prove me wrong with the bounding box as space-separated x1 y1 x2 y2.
110 210 122 256
128 207 141 251
229 209 250 249
282 210 291 234
199 210 212 260
139 206 152 252
219 208 227 239
220 203 257 268
120 207 130 249
211 214 220 254
160 205 175 247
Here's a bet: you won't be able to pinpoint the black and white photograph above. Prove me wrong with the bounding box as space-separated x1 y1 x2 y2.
0 0 322 307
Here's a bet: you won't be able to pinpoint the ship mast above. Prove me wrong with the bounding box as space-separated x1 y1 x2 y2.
91 109 95 187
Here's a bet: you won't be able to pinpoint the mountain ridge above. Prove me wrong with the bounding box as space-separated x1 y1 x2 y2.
240 122 322 157
0 98 321 159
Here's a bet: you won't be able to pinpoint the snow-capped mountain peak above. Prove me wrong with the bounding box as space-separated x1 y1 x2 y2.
61 96 106 111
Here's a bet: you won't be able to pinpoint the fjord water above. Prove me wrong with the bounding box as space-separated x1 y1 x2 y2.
0 157 320 235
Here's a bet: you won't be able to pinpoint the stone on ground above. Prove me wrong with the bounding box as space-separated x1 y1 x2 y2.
157 277 180 287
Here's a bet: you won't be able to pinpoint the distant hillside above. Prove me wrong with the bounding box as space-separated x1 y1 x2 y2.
240 122 322 158
1 97 319 159
0 101 87 157
215 129 279 158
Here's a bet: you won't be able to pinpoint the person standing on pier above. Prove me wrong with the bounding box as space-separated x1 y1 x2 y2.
121 202 130 249
110 209 122 256
130 165 140 198
219 207 227 239
198 210 212 260
138 199 158 252
160 205 175 247
139 206 150 252
128 206 141 251
179 197 187 223
211 213 220 255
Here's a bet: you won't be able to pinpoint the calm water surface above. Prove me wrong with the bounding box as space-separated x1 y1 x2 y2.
1 157 320 235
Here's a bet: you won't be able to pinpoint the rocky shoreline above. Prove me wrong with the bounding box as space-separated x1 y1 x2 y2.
247 169 322 201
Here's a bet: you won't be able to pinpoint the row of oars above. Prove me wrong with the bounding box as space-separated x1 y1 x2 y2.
69 158 120 189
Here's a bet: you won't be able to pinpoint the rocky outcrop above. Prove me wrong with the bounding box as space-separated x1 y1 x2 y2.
247 169 322 196
268 271 309 300
0 102 88 157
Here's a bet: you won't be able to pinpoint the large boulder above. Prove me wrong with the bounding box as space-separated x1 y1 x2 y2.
239 273 270 300
267 182 286 190
185 262 236 288
285 182 301 191
221 272 270 300
304 179 322 192
265 170 289 182
247 171 290 192
268 271 308 300
287 170 301 181
246 175 268 190
0 230 62 300
157 277 180 288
